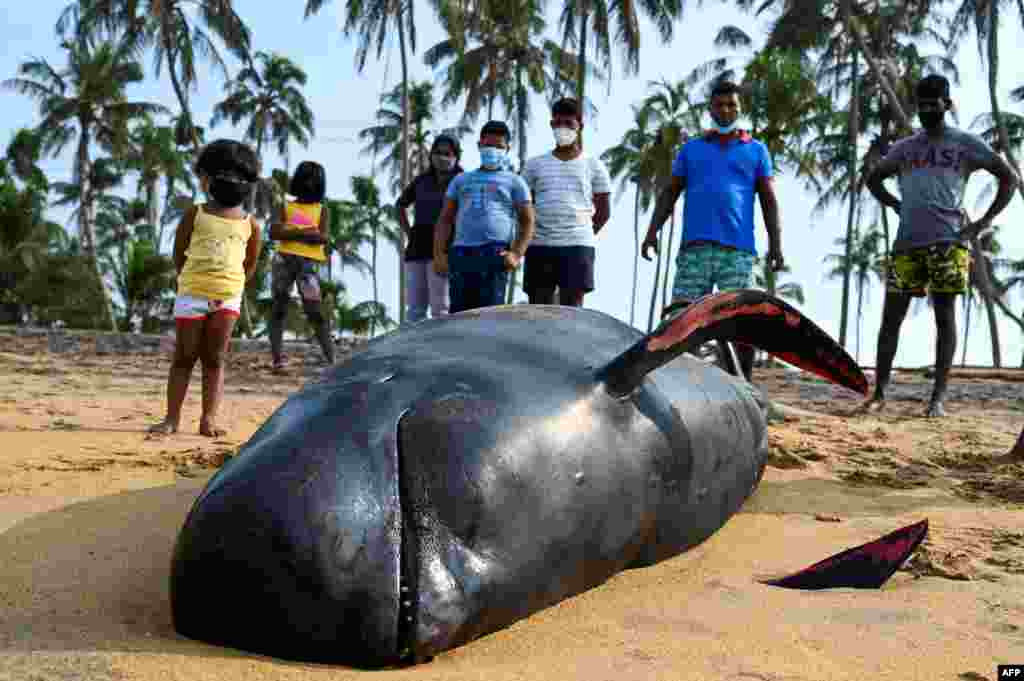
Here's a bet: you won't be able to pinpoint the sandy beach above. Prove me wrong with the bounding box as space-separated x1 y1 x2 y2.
2 329 1023 681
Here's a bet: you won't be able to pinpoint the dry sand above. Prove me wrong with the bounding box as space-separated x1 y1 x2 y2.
1 331 1023 681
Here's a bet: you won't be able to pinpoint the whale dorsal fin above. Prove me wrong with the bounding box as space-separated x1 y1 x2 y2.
596 290 868 397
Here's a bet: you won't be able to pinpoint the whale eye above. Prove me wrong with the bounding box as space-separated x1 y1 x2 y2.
376 373 395 384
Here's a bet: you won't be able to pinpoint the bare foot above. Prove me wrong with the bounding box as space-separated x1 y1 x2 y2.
148 419 179 435
199 420 228 438
924 400 947 418
852 396 886 416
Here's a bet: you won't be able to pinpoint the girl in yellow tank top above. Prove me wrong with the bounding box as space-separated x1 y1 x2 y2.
150 139 263 438
269 161 335 372
177 204 253 300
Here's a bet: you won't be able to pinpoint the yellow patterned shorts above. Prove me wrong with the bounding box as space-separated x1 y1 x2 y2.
887 244 969 297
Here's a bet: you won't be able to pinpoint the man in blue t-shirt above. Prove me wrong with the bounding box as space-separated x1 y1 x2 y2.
434 120 535 313
641 79 784 381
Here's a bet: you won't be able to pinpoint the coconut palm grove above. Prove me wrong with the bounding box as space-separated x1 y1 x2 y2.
2 0 1024 367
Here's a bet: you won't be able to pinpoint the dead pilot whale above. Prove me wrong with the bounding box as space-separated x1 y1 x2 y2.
169 289 867 667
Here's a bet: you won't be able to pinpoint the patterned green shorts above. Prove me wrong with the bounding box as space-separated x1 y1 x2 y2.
887 244 969 296
671 244 754 302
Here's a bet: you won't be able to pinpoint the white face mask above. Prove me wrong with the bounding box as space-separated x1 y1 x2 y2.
553 127 578 147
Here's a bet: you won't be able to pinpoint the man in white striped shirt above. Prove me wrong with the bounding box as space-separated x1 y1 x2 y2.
522 98 612 307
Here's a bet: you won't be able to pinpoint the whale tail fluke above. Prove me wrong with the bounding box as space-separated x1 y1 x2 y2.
597 289 868 398
762 519 928 590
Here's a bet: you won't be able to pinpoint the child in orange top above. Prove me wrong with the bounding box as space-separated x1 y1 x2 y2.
268 161 333 372
149 139 262 437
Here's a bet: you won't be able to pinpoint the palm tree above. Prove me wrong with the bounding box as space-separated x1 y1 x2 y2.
746 0 922 131
826 225 884 362
0 151 65 324
324 198 374 284
969 229 1010 367
346 175 402 335
359 81 446 195
426 0 587 142
60 0 252 154
425 0 590 302
754 259 805 304
96 202 176 331
956 229 1007 368
125 118 192 252
4 38 166 330
948 0 1024 203
307 0 416 322
4 128 50 190
641 79 705 313
558 0 684 123
601 106 660 327
211 50 315 187
328 286 396 336
994 235 1024 366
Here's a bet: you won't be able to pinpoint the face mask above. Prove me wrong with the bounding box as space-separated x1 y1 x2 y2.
553 127 578 147
432 154 455 172
479 147 507 169
715 121 739 135
918 111 944 130
208 175 252 207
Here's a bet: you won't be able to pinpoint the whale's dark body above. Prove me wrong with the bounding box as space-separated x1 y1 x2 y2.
170 291 866 667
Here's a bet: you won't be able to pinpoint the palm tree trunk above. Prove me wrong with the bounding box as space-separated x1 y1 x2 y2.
166 43 201 155
647 229 663 332
968 237 1024 334
247 131 266 218
630 182 640 326
145 176 159 239
661 212 674 312
372 221 379 336
507 67 529 305
576 2 589 146
879 206 891 263
841 0 910 131
838 50 859 348
488 65 497 120
397 12 411 325
763 261 778 367
77 132 117 331
878 113 892 267
986 0 1024 204
972 244 1003 367
961 294 971 367
855 274 864 363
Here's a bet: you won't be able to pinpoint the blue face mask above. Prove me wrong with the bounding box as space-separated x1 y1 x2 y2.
715 121 739 134
479 147 507 169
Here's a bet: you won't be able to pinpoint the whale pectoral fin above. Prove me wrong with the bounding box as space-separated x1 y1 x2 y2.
762 519 929 590
596 289 868 397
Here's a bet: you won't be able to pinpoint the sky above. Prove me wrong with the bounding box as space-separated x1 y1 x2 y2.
3 1 1024 369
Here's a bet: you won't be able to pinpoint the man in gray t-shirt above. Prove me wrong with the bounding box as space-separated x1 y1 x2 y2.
861 74 1018 418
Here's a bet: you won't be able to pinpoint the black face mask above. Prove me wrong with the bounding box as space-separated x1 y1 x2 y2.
918 111 944 130
209 176 253 207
